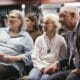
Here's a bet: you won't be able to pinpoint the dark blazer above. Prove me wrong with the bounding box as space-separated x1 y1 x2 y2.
76 21 80 54
59 31 75 69
76 21 80 68
59 21 80 69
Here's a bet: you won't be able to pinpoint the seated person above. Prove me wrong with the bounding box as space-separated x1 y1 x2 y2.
49 6 80 80
28 14 67 80
0 10 33 80
25 13 41 42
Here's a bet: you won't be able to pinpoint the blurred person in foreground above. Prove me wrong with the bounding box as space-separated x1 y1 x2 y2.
0 10 33 80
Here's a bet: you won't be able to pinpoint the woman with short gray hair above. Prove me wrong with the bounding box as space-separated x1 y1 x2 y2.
28 14 67 80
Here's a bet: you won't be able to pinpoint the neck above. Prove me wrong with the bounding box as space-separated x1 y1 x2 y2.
27 26 34 31
46 32 55 40
9 28 19 34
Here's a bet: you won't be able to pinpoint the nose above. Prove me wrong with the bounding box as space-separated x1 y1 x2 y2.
8 17 14 22
8 18 14 25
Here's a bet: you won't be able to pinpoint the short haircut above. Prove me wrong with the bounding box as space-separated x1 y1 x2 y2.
43 14 59 28
60 6 79 17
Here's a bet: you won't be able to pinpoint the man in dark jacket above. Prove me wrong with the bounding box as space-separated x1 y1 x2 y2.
50 6 80 80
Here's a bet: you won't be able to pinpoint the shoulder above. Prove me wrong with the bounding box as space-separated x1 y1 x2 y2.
0 28 9 34
56 34 66 44
0 27 7 31
20 31 33 42
21 31 31 38
35 34 44 43
56 34 65 40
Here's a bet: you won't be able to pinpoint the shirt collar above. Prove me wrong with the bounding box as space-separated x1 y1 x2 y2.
43 32 56 41
6 27 24 37
73 20 79 33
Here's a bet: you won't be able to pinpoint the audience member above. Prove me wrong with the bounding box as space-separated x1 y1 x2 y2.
50 6 80 80
0 10 33 80
25 13 41 42
28 14 67 80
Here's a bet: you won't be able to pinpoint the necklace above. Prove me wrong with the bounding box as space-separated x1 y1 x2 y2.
47 49 51 53
45 33 55 54
46 39 53 53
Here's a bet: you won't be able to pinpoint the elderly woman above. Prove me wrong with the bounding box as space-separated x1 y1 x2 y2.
0 10 33 80
28 14 67 80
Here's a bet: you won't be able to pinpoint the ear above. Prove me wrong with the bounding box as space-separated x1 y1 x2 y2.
70 12 76 18
70 12 76 22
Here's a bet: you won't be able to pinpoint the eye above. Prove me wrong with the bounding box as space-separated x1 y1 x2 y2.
26 20 28 22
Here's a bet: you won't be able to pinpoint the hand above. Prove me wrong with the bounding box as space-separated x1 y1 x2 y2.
43 66 53 74
40 67 45 72
71 68 80 75
43 61 59 74
49 61 60 71
0 51 4 60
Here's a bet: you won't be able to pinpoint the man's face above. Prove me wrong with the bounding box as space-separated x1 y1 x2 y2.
59 11 74 30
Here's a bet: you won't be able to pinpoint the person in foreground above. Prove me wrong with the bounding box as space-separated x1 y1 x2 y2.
28 14 67 80
50 6 80 80
0 10 33 80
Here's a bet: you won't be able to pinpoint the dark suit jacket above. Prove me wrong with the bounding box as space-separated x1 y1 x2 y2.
59 31 75 70
59 21 80 70
76 22 80 54
76 21 80 68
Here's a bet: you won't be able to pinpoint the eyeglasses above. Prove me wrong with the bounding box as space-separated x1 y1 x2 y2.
8 16 19 19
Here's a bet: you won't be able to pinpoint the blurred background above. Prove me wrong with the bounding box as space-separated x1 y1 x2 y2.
0 0 80 28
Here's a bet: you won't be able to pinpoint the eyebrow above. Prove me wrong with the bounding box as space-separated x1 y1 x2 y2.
8 16 20 19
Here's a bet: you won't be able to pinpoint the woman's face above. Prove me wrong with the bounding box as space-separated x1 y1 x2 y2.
8 12 22 29
43 18 56 33
25 17 34 30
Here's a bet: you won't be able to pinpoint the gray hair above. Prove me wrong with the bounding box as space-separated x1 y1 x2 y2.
8 10 25 31
60 6 79 19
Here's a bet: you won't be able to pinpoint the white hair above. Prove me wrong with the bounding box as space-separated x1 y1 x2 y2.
43 14 59 28
60 6 79 18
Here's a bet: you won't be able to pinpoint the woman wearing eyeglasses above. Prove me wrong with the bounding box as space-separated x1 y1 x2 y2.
0 10 33 80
